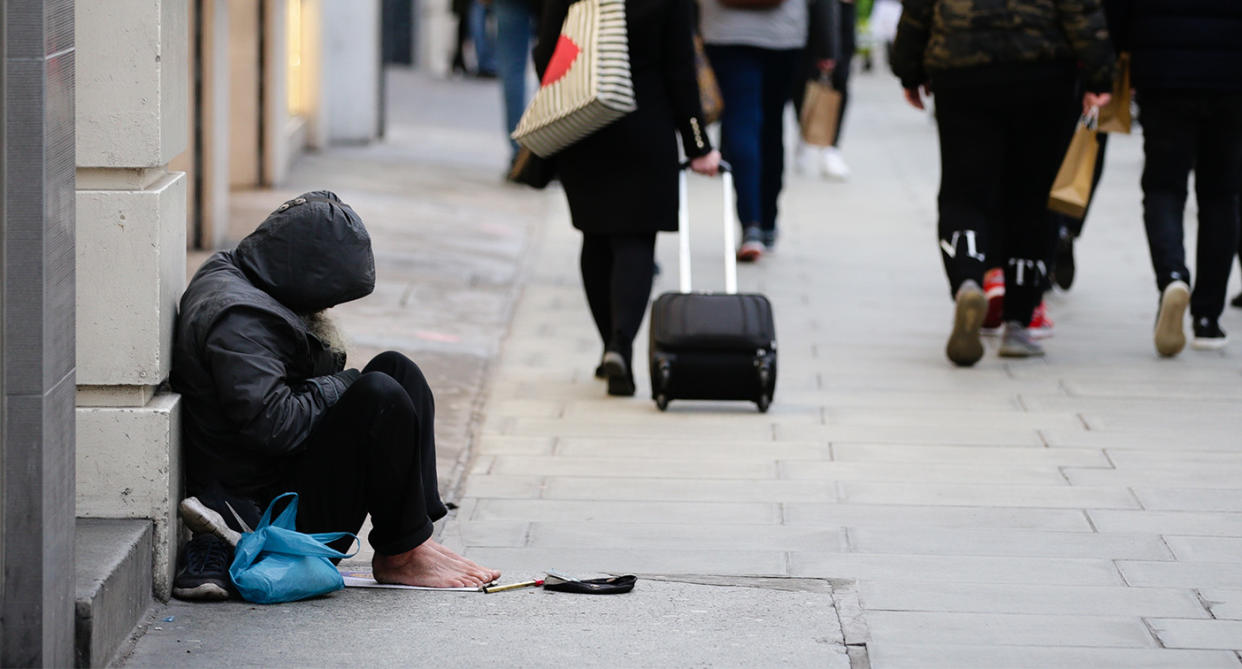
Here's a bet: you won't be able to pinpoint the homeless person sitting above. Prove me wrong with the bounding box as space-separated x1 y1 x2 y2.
170 190 500 600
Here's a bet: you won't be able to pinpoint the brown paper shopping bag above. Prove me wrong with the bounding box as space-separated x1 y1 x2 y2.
1099 52 1132 134
800 78 841 147
1048 113 1100 219
694 35 724 125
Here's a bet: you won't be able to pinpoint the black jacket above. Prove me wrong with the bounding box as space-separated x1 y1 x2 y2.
534 0 711 235
1104 0 1242 92
172 191 375 497
892 0 1114 92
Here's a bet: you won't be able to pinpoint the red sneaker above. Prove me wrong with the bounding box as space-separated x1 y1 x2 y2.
1029 300 1054 339
981 268 1005 335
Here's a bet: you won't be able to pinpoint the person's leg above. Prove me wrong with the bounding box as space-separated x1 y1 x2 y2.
934 87 1005 298
757 48 802 236
580 233 614 347
494 0 532 159
935 86 1006 366
1139 93 1195 293
707 45 764 231
606 233 658 362
831 2 856 149
1189 93 1242 328
1138 92 1197 356
997 77 1075 328
283 352 498 587
469 1 496 75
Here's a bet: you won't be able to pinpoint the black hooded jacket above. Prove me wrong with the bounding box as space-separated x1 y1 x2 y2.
172 190 376 497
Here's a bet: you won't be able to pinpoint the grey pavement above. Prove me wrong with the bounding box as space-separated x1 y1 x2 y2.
122 65 1242 668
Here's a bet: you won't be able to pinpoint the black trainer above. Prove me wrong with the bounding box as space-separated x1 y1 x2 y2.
172 533 233 601
1192 317 1229 350
1231 292 1242 309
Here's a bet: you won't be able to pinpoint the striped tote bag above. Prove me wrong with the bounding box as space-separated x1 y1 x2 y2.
511 0 637 158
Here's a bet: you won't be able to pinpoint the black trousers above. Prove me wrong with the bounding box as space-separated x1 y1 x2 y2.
1139 90 1242 320
580 232 657 362
934 74 1077 323
274 351 447 556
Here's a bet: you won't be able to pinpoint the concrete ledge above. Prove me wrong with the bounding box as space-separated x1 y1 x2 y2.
75 518 153 668
77 393 182 599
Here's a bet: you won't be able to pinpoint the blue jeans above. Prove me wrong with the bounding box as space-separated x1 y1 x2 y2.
469 1 497 74
705 45 802 233
495 0 535 158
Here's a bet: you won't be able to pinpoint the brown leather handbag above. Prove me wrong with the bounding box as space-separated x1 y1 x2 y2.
719 0 787 8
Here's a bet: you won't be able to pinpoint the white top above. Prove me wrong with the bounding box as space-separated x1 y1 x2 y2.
699 0 808 51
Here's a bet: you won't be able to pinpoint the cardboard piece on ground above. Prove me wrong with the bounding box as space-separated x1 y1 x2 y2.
340 571 484 592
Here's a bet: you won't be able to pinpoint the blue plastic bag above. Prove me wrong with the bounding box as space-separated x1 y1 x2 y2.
229 492 358 604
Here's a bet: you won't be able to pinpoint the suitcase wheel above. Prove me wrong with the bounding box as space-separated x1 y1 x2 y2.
756 394 771 413
655 394 670 411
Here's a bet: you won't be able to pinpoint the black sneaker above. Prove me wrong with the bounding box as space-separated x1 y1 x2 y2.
1053 228 1075 291
172 533 233 601
1231 292 1242 309
179 493 260 547
1192 317 1229 350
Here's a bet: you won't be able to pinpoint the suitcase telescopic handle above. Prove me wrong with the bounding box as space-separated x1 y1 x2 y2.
677 160 737 295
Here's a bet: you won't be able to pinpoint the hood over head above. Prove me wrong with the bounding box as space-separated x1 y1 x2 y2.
234 190 375 312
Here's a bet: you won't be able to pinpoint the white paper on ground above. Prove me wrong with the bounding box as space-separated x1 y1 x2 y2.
340 572 484 592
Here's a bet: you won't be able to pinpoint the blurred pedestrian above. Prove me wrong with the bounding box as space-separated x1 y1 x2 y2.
1106 0 1242 355
891 0 1114 366
495 0 539 167
794 0 855 181
469 0 498 78
534 0 721 396
699 0 811 262
451 0 472 75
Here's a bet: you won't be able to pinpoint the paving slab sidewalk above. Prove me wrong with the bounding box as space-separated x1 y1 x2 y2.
455 66 1242 669
123 63 1242 668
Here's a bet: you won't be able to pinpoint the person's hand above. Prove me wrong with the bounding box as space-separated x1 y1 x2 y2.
690 150 722 177
904 85 931 110
817 59 836 74
1083 92 1112 115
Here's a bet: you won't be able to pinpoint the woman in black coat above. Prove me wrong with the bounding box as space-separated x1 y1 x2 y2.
534 0 721 396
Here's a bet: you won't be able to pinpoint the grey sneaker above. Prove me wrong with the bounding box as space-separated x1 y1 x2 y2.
946 280 986 367
737 227 764 262
998 321 1045 358
180 495 258 547
1154 280 1190 357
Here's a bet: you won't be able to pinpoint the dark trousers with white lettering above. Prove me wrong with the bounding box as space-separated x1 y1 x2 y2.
934 73 1077 323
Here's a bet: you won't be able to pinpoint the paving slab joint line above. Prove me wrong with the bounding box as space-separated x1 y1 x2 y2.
637 574 871 668
1194 589 1221 619
1140 616 1167 648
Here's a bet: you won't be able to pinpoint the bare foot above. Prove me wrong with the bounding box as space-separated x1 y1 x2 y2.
427 540 501 582
372 542 500 588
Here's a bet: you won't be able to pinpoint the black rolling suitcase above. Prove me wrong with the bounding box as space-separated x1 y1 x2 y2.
649 163 777 412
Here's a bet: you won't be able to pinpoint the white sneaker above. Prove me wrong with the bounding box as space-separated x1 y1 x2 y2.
820 147 851 181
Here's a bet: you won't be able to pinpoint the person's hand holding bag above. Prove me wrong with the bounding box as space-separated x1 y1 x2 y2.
690 149 722 176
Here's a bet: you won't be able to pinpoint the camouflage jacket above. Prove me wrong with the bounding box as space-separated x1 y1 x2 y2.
891 0 1115 92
